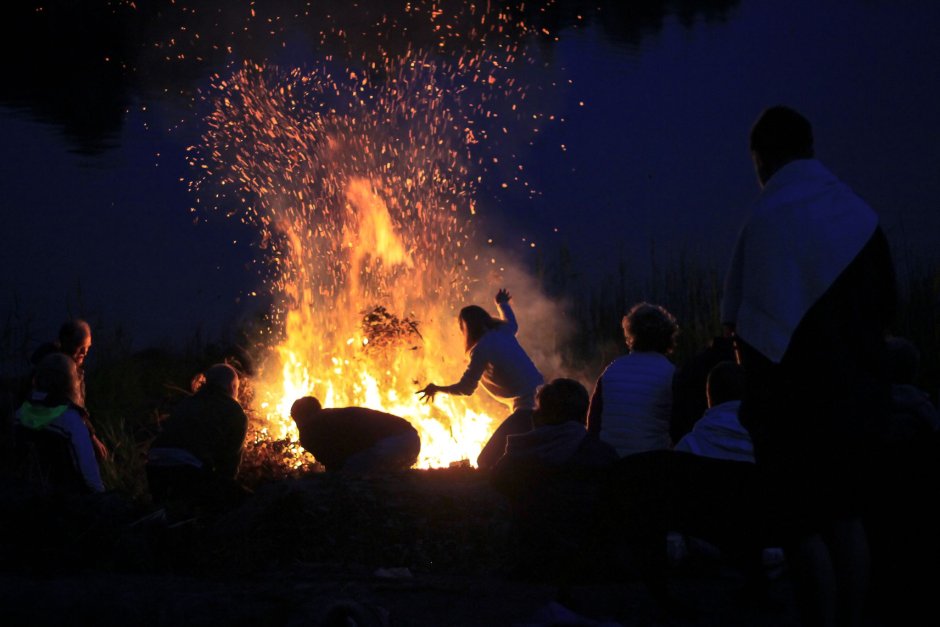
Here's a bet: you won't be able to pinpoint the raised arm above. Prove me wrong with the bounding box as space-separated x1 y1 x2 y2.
495 288 518 335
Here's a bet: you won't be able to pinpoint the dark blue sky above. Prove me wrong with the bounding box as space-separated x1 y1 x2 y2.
2 0 938 352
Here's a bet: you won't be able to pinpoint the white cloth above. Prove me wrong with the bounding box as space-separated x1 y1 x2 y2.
446 301 544 411
674 400 754 463
594 351 674 457
721 159 877 363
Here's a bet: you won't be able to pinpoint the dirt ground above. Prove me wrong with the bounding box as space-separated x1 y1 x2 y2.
0 469 927 627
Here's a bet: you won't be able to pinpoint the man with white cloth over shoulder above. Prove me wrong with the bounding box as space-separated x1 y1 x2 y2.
720 106 897 627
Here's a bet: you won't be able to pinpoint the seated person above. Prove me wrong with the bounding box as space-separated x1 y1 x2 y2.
882 335 940 440
670 334 737 443
14 352 105 495
674 360 754 463
146 363 249 511
290 397 420 473
587 302 678 457
866 336 940 613
491 378 618 581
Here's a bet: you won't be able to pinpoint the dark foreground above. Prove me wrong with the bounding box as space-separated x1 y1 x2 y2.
0 467 926 627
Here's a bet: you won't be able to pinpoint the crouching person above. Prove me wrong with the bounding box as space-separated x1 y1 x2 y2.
146 363 250 517
290 397 420 473
491 378 619 584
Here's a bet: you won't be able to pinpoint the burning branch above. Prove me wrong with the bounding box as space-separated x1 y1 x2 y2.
361 306 423 354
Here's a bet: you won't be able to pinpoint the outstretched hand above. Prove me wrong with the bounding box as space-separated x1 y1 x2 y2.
495 288 511 305
417 383 439 403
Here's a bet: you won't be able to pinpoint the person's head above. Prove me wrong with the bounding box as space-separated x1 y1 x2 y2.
58 319 92 367
749 105 814 187
34 352 82 405
622 302 679 354
533 378 590 427
290 396 323 427
202 363 240 398
458 305 503 353
885 336 921 385
705 360 746 408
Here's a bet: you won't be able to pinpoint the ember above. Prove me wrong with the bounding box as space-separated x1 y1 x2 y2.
188 3 557 469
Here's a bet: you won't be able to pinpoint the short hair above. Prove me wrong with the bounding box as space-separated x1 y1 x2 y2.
533 378 590 427
290 396 323 422
622 302 679 353
885 336 920 385
203 363 239 395
706 361 746 408
750 105 814 162
58 319 91 353
34 352 81 404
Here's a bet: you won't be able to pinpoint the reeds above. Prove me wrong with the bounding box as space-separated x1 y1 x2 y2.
2 247 937 498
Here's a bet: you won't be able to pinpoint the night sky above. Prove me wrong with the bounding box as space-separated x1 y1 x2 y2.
2 0 939 354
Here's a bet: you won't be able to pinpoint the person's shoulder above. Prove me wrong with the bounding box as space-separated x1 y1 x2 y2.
600 354 629 373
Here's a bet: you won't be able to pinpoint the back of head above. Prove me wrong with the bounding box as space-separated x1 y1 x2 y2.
706 360 746 408
459 305 500 351
750 105 814 167
202 363 240 398
290 396 323 426
34 353 80 405
58 319 91 354
533 378 590 427
885 336 920 385
622 302 679 353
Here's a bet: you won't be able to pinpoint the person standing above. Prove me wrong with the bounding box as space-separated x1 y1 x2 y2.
721 105 897 627
417 288 544 470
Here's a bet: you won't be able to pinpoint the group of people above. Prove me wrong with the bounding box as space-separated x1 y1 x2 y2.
8 105 936 627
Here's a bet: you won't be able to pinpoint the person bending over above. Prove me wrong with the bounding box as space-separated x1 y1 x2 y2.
291 396 421 473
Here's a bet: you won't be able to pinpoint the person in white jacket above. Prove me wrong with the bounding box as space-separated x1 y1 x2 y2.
674 360 754 463
587 301 678 458
417 288 544 469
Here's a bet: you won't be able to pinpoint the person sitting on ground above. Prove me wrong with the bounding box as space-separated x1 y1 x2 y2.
865 335 940 617
290 396 421 473
146 363 249 511
882 335 940 440
670 334 737 444
587 301 678 457
417 288 544 471
14 352 105 495
491 377 618 583
23 319 109 462
674 360 753 463
670 361 782 586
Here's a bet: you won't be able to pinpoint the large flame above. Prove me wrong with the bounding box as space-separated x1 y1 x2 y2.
253 174 500 468
189 4 553 469
194 59 521 468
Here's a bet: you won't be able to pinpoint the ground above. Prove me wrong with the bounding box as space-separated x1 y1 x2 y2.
0 467 924 627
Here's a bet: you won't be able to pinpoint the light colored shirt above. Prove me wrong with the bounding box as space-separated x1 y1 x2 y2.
444 302 544 411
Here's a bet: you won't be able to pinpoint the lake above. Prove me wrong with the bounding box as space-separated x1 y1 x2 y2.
2 0 938 354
